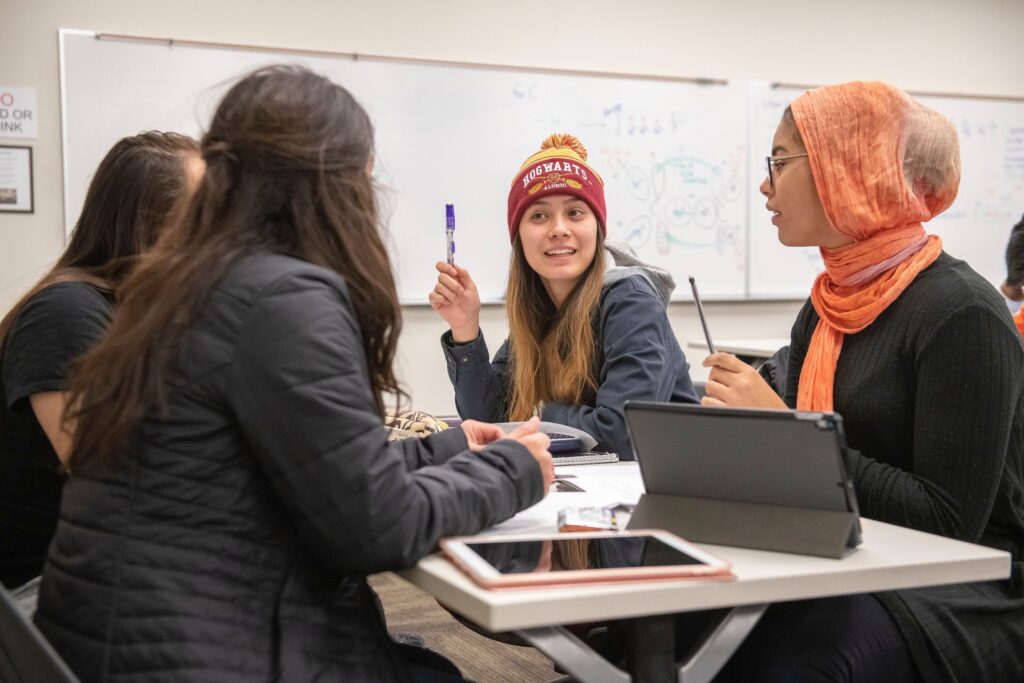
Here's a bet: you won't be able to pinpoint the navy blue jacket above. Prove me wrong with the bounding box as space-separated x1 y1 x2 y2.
442 273 698 460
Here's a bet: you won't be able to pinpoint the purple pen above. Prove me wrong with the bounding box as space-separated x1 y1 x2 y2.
445 204 456 265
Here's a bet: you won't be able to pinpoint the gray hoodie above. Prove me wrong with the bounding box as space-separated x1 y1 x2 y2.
603 240 675 306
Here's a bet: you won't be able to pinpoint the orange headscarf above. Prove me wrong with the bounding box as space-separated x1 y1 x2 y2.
792 82 961 411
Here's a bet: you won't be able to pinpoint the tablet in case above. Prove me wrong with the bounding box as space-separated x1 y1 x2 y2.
624 402 861 559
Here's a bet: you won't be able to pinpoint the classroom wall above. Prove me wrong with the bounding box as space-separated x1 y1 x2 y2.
2 0 1022 413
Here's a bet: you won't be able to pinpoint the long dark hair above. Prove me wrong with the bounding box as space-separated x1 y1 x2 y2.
67 65 403 470
0 131 199 362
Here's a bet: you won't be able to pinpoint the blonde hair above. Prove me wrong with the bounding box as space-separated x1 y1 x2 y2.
552 539 590 571
505 233 606 420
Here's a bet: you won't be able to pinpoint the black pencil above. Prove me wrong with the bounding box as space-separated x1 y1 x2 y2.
689 276 716 354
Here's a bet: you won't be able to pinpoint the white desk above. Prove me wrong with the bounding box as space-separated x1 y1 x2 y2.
399 463 1010 683
687 338 789 360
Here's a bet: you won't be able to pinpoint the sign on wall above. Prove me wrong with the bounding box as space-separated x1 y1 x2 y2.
0 87 38 138
0 145 33 213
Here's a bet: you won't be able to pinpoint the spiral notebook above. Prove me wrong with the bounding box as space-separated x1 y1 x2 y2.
552 451 619 466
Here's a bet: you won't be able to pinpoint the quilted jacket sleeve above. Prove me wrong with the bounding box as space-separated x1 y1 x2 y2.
225 269 543 574
393 428 472 470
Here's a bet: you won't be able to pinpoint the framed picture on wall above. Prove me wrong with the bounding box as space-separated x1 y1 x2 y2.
0 145 33 213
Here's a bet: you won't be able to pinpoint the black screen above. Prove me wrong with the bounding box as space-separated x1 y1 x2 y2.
465 536 706 575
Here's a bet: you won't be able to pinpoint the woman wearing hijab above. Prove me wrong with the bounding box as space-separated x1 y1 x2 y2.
701 82 1024 682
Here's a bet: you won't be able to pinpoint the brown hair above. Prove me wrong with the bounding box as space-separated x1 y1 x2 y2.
782 105 804 147
504 232 605 420
0 131 198 363
66 65 403 470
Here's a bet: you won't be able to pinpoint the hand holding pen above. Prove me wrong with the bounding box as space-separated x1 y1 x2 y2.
429 203 481 341
446 203 456 266
430 260 481 342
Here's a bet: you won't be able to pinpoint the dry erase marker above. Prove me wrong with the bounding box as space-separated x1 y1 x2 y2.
689 276 716 354
445 204 456 265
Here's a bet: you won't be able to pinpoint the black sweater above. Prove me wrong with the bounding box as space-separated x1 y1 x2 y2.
785 252 1024 682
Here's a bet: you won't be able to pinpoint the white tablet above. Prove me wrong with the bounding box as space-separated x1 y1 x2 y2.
440 530 733 589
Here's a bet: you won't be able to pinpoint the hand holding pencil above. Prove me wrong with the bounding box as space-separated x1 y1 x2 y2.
689 276 785 409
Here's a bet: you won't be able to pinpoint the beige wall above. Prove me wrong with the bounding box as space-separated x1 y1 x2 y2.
2 0 1022 413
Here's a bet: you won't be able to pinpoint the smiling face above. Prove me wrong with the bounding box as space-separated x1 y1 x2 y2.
517 194 599 308
759 118 853 249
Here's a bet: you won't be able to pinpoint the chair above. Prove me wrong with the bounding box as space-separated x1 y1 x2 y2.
0 582 80 683
693 380 707 400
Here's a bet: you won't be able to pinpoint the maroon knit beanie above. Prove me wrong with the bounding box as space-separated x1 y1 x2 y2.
507 133 606 243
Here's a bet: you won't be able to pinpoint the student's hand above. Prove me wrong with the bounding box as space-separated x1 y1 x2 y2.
460 419 507 451
1001 280 1024 302
429 262 481 342
503 417 555 496
701 352 788 409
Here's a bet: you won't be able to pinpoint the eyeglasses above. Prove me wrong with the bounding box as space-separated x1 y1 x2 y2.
765 153 809 189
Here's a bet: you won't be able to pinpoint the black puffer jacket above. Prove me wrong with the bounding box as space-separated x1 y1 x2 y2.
35 254 543 682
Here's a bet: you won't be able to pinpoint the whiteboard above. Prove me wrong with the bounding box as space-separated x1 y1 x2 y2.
746 83 824 298
59 30 748 303
923 95 1024 286
60 31 1024 302
747 82 1024 296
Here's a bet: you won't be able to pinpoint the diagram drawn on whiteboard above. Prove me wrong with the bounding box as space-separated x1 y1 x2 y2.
604 146 745 266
